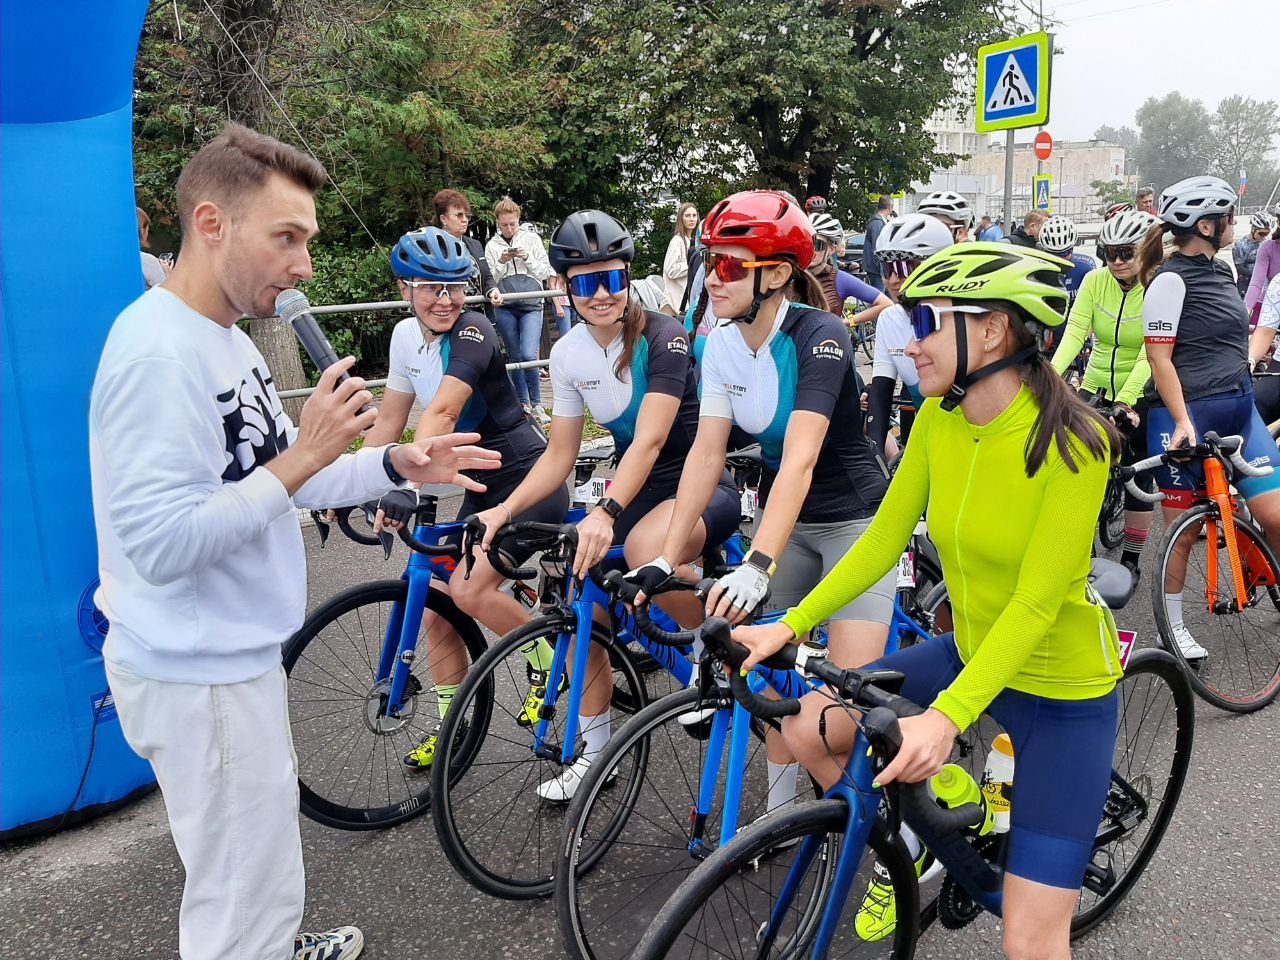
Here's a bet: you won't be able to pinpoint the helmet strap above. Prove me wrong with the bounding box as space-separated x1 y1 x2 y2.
731 270 777 326
940 318 1038 412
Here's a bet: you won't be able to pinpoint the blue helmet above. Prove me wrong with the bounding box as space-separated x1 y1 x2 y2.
391 227 474 282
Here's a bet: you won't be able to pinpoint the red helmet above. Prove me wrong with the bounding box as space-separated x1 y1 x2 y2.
701 191 816 269
804 195 829 215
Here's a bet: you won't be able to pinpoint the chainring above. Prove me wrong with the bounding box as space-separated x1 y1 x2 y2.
937 834 1000 930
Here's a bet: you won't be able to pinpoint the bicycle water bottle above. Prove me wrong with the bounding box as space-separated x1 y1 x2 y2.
981 733 1015 834
928 764 995 836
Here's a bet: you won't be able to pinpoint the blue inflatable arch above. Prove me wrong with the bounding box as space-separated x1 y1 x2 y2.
1 1 156 836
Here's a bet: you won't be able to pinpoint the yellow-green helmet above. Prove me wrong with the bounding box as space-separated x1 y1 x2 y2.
899 242 1071 333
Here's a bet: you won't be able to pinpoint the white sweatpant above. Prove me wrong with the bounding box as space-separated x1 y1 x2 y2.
106 661 304 960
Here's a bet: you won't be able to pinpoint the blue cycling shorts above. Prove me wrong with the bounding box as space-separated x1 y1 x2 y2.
1147 387 1280 508
867 634 1118 890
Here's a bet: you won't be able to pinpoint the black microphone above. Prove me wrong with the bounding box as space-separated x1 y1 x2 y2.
277 288 373 413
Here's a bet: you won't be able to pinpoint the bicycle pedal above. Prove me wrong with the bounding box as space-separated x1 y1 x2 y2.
534 742 563 761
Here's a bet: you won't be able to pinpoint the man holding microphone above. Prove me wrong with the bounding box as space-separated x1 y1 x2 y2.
90 123 499 960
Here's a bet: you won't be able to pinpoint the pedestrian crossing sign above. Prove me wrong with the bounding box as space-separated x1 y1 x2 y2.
1034 174 1052 212
976 32 1052 133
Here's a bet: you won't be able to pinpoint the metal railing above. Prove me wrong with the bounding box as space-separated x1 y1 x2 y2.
276 288 563 400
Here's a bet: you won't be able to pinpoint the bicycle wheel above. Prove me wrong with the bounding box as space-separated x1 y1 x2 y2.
1072 648 1194 936
917 580 954 638
861 318 878 362
283 579 489 830
1097 474 1126 551
1153 503 1280 712
558 686 800 960
635 800 918 960
432 612 679 899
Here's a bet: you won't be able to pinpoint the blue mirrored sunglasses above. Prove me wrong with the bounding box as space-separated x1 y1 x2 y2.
568 268 630 299
909 303 990 341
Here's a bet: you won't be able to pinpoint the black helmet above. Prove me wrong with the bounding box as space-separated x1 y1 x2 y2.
548 210 635 275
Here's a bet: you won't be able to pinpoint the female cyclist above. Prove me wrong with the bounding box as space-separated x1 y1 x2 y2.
1140 177 1280 660
469 210 740 801
1244 213 1280 323
807 211 892 325
632 189 894 818
365 227 568 771
736 243 1124 959
863 212 955 458
1051 209 1161 582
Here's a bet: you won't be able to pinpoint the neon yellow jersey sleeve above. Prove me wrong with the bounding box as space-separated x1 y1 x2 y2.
1050 276 1095 376
781 388 1121 733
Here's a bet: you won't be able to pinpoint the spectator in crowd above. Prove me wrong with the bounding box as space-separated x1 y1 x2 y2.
485 196 556 422
805 195 830 215
1135 186 1156 215
91 123 499 960
1007 209 1049 248
977 215 1005 242
1235 212 1276 298
861 195 894 290
433 188 502 312
661 202 698 314
137 206 170 288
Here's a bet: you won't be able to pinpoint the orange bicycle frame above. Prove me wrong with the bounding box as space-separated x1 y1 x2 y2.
1201 457 1249 613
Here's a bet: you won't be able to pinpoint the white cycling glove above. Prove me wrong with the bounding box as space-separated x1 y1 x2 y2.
714 563 771 614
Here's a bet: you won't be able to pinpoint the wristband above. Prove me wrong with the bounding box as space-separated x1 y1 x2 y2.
596 497 624 520
382 444 408 485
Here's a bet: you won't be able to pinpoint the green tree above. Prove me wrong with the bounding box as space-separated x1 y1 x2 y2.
1134 92 1214 193
520 0 1006 230
1093 124 1138 152
1209 95 1278 189
1090 178 1130 214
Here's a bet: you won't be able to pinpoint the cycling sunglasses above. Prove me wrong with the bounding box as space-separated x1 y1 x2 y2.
1101 245 1137 263
567 267 630 298
403 279 467 301
909 302 991 341
882 259 922 280
703 251 783 283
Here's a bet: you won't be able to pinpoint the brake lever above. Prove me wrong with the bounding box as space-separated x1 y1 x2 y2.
462 516 485 581
310 510 331 548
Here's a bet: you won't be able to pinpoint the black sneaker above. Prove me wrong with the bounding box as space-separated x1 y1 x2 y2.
294 926 363 960
1122 559 1141 590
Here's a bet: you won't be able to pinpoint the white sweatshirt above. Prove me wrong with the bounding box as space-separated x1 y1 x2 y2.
90 288 396 685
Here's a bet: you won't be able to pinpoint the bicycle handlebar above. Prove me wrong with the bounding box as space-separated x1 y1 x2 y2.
696 618 986 835
1118 432 1273 504
613 574 717 645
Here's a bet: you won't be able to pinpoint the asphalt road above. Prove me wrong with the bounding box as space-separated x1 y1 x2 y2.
6 390 1280 958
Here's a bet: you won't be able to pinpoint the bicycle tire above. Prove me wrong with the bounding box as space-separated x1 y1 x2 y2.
1072 648 1194 936
1152 503 1280 712
282 579 489 830
431 613 660 900
635 800 918 960
861 318 878 362
917 580 954 639
1097 475 1127 551
557 686 786 960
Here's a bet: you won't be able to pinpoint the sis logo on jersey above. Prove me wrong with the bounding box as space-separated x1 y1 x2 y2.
812 338 845 361
457 326 486 345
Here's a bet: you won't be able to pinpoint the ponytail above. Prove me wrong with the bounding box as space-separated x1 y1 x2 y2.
1136 221 1170 289
691 286 710 335
786 262 827 309
615 300 647 380
1001 306 1121 477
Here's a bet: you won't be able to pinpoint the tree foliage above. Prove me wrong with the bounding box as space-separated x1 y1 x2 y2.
1133 93 1214 194
1093 124 1138 152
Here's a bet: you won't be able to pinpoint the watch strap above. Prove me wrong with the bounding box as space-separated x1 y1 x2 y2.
382 444 409 486
743 549 776 577
596 496 625 520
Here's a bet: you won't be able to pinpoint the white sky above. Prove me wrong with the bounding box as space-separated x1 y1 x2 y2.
994 0 1278 151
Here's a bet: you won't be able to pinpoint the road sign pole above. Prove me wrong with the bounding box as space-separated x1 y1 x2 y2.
1003 129 1015 230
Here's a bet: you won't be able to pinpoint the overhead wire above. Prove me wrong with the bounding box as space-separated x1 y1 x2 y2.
195 0 381 247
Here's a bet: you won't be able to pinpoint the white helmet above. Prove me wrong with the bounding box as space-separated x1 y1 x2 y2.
1157 176 1237 229
875 213 955 262
1250 211 1276 233
916 191 975 229
1099 210 1158 247
808 212 844 242
1037 215 1077 253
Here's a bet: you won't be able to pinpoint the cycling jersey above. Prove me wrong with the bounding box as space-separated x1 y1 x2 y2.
1144 253 1250 403
700 300 888 523
1234 236 1263 298
550 311 699 486
1062 252 1097 302
1260 273 1280 331
1051 268 1149 405
870 304 924 405
781 388 1120 733
386 311 545 473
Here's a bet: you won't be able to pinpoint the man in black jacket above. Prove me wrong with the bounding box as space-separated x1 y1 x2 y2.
1007 209 1049 248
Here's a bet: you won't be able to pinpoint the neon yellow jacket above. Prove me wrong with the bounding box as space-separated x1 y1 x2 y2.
781 388 1121 732
1050 268 1150 406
